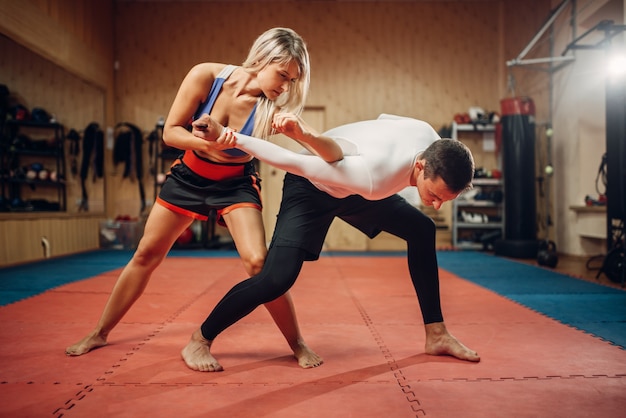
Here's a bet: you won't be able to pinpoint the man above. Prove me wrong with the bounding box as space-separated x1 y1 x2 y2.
183 113 479 371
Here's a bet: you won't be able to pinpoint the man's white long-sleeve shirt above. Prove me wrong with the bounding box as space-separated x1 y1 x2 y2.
233 114 440 200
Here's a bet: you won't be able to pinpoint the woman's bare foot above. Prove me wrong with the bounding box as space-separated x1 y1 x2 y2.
65 331 108 356
292 341 324 368
181 329 223 372
424 322 480 362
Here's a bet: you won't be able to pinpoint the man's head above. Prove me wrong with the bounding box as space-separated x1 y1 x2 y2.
413 138 475 209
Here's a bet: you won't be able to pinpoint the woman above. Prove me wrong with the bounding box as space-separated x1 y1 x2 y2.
66 27 331 369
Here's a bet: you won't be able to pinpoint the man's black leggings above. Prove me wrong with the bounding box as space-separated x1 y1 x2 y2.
200 199 443 341
201 246 307 340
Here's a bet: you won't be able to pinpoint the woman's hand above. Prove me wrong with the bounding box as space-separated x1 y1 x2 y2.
191 114 237 151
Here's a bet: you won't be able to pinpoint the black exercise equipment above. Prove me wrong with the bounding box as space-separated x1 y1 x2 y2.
79 123 104 211
537 240 559 268
494 96 539 259
114 122 146 215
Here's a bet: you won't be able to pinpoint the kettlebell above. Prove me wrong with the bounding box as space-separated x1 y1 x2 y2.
537 240 558 268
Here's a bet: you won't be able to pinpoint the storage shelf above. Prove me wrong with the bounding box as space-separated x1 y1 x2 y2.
456 201 500 208
451 121 503 249
455 222 504 229
454 242 487 250
454 123 496 131
472 178 502 186
1 120 67 212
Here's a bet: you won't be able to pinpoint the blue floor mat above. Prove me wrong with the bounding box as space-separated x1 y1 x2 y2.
0 250 133 305
1 249 624 349
0 249 242 306
437 251 626 348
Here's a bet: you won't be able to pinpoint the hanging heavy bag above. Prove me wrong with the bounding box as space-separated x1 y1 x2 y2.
537 240 559 268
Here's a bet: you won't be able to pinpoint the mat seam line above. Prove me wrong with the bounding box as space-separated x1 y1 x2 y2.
51 281 218 417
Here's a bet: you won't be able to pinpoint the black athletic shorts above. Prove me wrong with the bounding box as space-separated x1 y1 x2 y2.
270 173 413 260
156 150 262 224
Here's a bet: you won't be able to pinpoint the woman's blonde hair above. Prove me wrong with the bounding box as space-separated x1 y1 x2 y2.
242 27 311 138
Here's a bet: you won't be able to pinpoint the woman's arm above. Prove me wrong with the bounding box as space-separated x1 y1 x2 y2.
234 132 372 196
271 113 343 163
191 115 372 196
162 63 222 153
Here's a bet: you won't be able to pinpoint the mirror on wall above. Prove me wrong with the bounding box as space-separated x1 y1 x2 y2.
0 34 106 214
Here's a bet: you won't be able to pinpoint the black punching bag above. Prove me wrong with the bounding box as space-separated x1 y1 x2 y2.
495 97 539 258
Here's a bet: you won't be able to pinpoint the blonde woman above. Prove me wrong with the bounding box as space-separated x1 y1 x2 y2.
66 28 329 369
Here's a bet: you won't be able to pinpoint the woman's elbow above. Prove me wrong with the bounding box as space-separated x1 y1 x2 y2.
161 126 181 148
161 129 172 146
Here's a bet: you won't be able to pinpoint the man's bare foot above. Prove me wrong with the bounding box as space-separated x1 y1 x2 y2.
424 322 480 362
181 329 223 372
292 341 323 368
65 331 108 356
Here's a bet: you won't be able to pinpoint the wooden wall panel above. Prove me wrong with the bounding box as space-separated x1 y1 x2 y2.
0 215 102 267
112 0 510 236
4 0 585 263
0 0 114 91
0 0 113 266
0 36 106 135
114 1 505 131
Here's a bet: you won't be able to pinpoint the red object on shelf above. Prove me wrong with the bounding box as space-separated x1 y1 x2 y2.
500 97 535 116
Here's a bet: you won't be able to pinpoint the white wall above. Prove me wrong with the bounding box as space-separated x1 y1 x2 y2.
551 0 624 255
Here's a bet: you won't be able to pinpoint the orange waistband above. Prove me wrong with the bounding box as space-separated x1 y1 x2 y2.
181 150 247 181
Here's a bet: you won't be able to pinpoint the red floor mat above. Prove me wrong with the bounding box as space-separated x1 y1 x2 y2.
0 256 624 417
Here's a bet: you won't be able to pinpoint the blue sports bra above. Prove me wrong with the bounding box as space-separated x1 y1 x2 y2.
193 65 257 157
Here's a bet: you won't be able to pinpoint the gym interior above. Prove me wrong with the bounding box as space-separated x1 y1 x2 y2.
0 1 625 417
